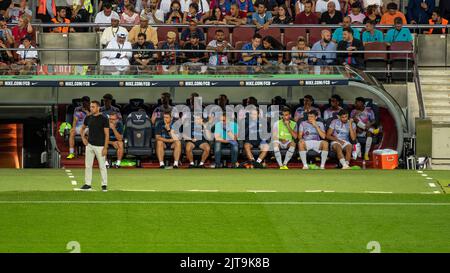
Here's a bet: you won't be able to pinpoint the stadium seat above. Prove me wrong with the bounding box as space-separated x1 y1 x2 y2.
364 42 388 81
122 99 152 117
257 28 282 43
207 27 230 44
124 110 153 165
231 27 255 46
157 26 179 43
285 41 297 63
283 27 307 45
389 42 414 82
233 41 247 64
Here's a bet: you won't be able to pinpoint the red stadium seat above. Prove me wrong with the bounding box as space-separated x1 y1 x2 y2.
231 27 255 46
285 41 297 63
257 27 281 43
207 27 230 44
364 42 388 81
389 42 414 81
284 27 307 45
157 26 179 42
233 40 247 64
308 27 330 46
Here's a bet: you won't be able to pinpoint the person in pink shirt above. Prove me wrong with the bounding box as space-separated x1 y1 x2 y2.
349 2 365 23
120 3 140 30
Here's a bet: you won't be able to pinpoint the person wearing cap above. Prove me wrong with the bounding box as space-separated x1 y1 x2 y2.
100 93 122 120
100 31 132 72
180 19 205 42
182 32 207 65
67 96 91 160
100 12 128 47
16 35 38 65
159 31 181 65
94 2 120 31
384 16 413 46
128 14 158 45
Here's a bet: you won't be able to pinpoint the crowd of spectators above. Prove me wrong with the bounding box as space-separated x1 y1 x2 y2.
0 0 448 71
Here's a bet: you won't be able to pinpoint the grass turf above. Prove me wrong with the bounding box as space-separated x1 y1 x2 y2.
0 169 449 253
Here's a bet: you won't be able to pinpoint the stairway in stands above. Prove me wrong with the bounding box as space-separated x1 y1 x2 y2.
0 124 22 168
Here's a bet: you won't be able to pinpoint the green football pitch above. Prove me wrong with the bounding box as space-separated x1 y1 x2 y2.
0 169 449 253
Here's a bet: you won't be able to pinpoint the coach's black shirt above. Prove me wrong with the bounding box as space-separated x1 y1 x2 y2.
84 114 109 146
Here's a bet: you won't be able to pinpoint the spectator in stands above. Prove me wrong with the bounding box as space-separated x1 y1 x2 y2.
252 2 273 29
362 20 383 45
234 0 255 19
384 16 413 45
182 32 208 64
240 33 263 65
272 107 297 170
363 4 381 24
261 35 283 65
323 94 343 120
332 16 361 42
120 3 140 29
0 15 14 45
362 0 383 10
100 12 128 47
214 112 239 168
327 109 356 169
337 27 365 69
16 35 38 65
297 110 329 169
165 0 183 23
380 2 407 25
152 92 173 125
95 2 119 30
272 4 293 24
209 0 232 18
294 94 321 122
116 0 134 14
183 2 203 22
101 93 122 120
181 0 210 16
343 0 360 16
0 0 11 15
243 107 269 168
107 112 124 168
289 36 310 66
128 15 158 45
440 0 450 20
12 15 32 45
225 3 247 25
319 1 343 24
131 33 156 70
294 0 318 24
427 9 448 34
351 96 380 161
67 96 91 159
155 110 182 168
140 0 164 24
184 115 211 168
310 29 336 65
5 0 32 24
51 7 74 33
37 0 56 23
315 0 341 13
205 7 227 24
0 37 12 67
100 32 132 72
207 29 232 66
349 2 365 23
157 0 173 14
70 0 94 32
160 31 180 65
407 0 434 25
181 19 205 42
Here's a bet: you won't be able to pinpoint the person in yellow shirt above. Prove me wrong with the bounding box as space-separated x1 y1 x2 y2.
380 2 406 25
128 15 158 45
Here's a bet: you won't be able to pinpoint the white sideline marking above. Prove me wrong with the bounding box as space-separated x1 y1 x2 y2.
71 180 77 186
65 170 71 173
1 200 450 206
247 190 277 193
428 183 437 188
426 177 433 180
188 190 219 192
421 174 428 177
305 190 323 193
417 171 423 174
68 176 75 179
364 191 393 194
433 191 441 194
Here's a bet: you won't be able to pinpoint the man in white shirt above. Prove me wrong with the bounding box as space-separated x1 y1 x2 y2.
158 0 173 14
95 2 119 30
100 12 128 47
100 32 132 72
16 35 38 65
316 0 341 13
140 0 164 24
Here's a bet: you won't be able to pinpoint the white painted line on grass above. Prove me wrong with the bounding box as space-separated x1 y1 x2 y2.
323 190 335 193
305 190 322 193
421 174 428 177
68 176 75 179
364 191 393 194
417 171 423 174
1 200 450 206
428 183 437 188
433 191 441 194
426 177 433 180
187 190 220 192
65 170 71 173
71 180 77 186
247 190 277 193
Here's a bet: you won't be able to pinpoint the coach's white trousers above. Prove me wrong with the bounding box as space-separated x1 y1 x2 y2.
85 144 108 186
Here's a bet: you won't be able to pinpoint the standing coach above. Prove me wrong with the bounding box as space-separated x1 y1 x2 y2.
79 101 110 192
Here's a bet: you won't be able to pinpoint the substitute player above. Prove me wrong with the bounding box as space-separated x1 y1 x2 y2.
327 109 356 169
272 107 297 170
79 101 110 192
351 97 380 160
243 108 270 168
297 110 329 169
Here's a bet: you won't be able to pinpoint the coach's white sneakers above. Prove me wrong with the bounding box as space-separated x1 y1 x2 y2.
342 165 351 169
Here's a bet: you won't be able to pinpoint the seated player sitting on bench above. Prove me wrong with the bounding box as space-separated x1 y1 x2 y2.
350 97 380 160
272 107 297 170
67 96 91 159
294 94 322 122
327 109 357 169
243 107 270 168
155 110 182 168
184 115 211 168
297 110 329 170
107 112 124 168
214 113 239 168
323 94 343 120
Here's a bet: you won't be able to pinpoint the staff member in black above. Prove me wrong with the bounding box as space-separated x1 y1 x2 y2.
79 101 110 192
